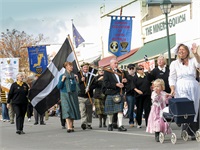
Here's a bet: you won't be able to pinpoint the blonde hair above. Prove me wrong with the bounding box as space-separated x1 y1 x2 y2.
157 55 167 65
153 79 165 90
16 73 24 79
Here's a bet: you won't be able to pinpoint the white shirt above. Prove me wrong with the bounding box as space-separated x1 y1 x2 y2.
158 66 166 72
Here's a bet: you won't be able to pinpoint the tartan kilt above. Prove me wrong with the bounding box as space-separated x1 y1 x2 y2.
94 98 105 115
104 95 124 115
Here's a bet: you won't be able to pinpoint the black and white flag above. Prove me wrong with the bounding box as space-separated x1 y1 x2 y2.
29 38 78 115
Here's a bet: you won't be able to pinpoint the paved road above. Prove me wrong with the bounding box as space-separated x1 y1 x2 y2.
0 116 200 150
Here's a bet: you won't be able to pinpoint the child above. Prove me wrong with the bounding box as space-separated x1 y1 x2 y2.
146 79 171 142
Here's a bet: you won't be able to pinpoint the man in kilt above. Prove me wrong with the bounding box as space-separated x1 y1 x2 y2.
103 58 127 131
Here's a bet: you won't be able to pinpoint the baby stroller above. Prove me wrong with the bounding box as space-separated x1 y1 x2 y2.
159 98 200 144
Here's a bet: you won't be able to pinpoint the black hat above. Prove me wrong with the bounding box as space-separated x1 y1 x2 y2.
81 62 90 67
127 64 135 69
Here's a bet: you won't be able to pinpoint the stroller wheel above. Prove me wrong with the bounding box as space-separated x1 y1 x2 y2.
159 132 165 144
181 130 188 141
196 131 200 142
171 133 177 144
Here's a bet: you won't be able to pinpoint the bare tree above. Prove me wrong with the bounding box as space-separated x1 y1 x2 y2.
0 29 47 73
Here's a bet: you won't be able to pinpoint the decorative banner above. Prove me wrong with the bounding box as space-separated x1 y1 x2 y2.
27 46 48 74
0 58 19 92
108 16 133 57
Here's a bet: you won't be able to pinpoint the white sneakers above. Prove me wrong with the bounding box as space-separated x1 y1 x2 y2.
2 119 10 122
137 125 142 128
28 118 31 122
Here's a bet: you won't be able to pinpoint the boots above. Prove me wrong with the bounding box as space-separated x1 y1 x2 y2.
155 132 160 142
103 115 107 127
99 115 102 128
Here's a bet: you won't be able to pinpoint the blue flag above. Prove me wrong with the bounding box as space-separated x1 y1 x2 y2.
27 46 48 74
108 16 132 57
72 23 85 48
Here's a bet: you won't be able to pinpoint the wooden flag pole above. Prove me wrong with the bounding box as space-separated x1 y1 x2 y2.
20 44 51 48
67 34 93 104
197 68 200 73
89 63 123 76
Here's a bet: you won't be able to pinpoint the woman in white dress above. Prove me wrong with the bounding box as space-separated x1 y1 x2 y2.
168 43 200 139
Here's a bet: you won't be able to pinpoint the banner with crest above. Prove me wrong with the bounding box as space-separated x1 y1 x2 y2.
27 46 48 74
0 58 19 92
108 16 133 57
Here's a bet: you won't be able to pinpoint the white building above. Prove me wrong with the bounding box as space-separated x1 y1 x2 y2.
99 0 200 66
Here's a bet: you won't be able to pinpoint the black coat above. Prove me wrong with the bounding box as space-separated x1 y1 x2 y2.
149 66 170 93
103 69 125 95
7 82 29 104
123 71 136 96
77 71 96 98
93 75 106 99
133 72 152 98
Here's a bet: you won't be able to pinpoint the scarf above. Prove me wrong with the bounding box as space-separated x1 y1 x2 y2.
64 71 80 93
16 81 23 86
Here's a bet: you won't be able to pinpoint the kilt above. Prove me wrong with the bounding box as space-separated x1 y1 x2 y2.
104 95 124 115
94 98 105 115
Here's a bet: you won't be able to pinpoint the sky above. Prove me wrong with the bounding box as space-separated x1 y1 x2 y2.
0 0 133 60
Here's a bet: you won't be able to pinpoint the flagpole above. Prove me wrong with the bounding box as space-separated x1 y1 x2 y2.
89 63 123 76
71 19 75 47
67 34 93 104
21 44 51 48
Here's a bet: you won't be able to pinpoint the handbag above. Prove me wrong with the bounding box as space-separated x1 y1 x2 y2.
112 95 122 104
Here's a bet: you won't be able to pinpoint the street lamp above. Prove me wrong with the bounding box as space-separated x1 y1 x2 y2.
160 0 172 65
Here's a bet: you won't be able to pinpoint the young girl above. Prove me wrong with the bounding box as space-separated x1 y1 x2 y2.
146 79 171 142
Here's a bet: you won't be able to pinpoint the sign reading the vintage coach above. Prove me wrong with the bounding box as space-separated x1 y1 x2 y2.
108 16 133 57
145 13 186 36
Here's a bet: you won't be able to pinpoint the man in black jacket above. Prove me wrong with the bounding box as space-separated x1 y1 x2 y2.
77 62 96 130
103 58 127 132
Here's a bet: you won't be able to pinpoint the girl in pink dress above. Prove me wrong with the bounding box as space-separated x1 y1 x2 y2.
146 79 171 142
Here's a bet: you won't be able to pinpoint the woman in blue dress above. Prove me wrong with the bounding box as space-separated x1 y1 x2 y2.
57 62 81 133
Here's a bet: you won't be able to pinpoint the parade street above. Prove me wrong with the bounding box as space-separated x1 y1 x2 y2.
0 116 200 150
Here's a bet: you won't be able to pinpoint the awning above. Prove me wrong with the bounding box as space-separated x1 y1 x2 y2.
98 48 139 67
120 34 176 65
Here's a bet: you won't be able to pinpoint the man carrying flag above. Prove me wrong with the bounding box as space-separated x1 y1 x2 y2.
28 38 78 115
77 62 97 130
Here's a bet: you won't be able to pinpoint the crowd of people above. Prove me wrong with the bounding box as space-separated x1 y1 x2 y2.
0 43 199 142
